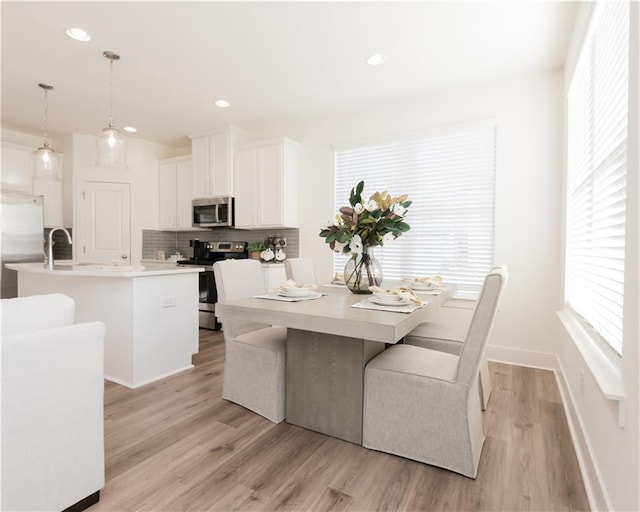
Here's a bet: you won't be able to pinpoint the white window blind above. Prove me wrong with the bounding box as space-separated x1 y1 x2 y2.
566 1 629 356
334 124 496 294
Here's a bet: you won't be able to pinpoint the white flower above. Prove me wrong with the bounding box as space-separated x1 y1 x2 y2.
392 203 407 217
333 240 347 253
349 234 363 254
365 200 379 212
382 232 395 245
354 203 365 214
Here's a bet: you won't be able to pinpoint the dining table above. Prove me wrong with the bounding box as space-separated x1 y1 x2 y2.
216 282 456 444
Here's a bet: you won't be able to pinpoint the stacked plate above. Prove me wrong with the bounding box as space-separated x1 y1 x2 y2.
370 293 407 307
277 287 316 298
406 282 438 292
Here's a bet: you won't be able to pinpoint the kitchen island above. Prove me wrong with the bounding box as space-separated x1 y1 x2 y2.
7 262 202 388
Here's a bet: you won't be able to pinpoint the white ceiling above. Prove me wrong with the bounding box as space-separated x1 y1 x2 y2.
1 1 578 149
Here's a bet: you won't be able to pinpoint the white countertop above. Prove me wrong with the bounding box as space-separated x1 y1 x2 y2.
6 262 203 278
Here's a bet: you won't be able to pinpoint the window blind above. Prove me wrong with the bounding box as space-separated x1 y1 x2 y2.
334 124 496 294
566 1 629 355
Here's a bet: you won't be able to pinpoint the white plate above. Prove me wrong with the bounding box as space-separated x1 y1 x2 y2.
372 293 403 303
370 296 408 307
277 288 315 298
408 283 438 291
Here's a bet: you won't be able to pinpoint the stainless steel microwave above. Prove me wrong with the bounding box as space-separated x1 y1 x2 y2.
192 196 234 228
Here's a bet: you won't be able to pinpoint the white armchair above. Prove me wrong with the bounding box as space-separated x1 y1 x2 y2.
1 293 106 512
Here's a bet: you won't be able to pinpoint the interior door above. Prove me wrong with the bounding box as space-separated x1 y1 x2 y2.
78 181 131 263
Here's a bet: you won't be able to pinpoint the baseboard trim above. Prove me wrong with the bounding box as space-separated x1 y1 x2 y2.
485 344 606 512
62 490 100 512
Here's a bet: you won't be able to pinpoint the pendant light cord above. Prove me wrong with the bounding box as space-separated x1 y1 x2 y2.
108 55 114 129
43 87 49 142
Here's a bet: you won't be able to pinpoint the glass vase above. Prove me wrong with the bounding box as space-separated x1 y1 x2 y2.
343 247 383 294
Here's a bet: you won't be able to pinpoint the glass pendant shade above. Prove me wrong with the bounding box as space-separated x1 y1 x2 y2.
96 124 127 168
33 142 62 179
33 83 62 180
96 51 127 169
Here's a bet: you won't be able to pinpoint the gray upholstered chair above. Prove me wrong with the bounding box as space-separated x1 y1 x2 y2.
362 266 508 478
213 259 287 423
283 257 318 286
404 266 509 410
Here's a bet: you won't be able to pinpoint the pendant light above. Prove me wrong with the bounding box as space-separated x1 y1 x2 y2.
96 50 127 169
33 83 62 179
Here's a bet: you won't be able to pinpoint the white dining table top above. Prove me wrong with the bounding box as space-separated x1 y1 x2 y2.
216 284 454 344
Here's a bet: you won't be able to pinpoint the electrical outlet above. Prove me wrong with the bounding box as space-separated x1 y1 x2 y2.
161 296 177 308
580 369 585 395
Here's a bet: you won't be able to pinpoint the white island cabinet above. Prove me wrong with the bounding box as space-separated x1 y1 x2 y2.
7 263 202 389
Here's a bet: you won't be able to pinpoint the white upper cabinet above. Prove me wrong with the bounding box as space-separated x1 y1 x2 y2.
234 137 299 229
1 142 34 193
189 126 249 198
2 141 64 227
159 156 193 229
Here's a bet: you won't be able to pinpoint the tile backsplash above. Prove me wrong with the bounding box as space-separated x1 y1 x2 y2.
142 228 299 261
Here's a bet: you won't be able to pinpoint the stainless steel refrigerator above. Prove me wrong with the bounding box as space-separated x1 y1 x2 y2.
1 190 44 298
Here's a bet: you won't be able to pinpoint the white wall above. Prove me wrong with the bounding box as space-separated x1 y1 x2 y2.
247 69 564 357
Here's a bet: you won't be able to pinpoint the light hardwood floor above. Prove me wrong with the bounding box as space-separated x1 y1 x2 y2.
94 330 590 512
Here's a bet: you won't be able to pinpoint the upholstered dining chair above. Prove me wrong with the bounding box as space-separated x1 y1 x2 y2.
362 266 508 478
403 265 509 410
283 257 318 286
213 259 287 423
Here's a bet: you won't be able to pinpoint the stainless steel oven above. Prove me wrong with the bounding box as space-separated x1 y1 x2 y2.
178 240 247 329
192 196 234 228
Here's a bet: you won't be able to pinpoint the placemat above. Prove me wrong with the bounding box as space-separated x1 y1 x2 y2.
254 292 324 302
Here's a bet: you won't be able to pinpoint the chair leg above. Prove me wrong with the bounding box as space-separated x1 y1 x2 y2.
479 359 492 410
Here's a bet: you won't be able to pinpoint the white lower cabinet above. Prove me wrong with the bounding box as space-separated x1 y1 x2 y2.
159 157 192 229
234 137 299 229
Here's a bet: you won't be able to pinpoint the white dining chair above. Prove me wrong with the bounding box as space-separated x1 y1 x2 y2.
213 259 287 423
283 258 318 286
362 266 508 478
404 265 508 410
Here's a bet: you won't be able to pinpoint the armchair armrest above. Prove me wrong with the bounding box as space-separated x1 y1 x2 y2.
1 321 106 512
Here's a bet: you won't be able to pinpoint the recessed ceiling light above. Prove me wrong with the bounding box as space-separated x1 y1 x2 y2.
65 27 91 42
123 126 137 133
215 99 230 108
366 54 386 66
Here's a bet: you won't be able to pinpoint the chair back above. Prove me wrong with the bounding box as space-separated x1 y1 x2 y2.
284 258 318 286
455 265 508 387
213 259 269 337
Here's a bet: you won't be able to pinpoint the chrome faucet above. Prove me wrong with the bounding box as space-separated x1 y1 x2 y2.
47 227 72 269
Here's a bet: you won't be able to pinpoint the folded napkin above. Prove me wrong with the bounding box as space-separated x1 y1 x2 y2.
275 279 318 294
401 275 444 287
368 286 424 306
331 272 345 285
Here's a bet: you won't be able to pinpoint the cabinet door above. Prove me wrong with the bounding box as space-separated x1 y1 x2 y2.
258 145 284 226
159 163 177 229
191 136 210 198
78 181 131 263
175 159 193 228
211 131 231 196
1 143 34 193
234 149 258 227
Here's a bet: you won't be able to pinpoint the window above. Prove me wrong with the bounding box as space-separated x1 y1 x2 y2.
333 122 496 295
566 1 629 356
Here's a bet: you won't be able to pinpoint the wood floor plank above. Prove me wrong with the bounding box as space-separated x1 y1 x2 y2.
93 330 590 512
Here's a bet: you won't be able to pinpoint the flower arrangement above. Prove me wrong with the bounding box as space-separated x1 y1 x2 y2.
319 180 411 254
319 181 411 293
